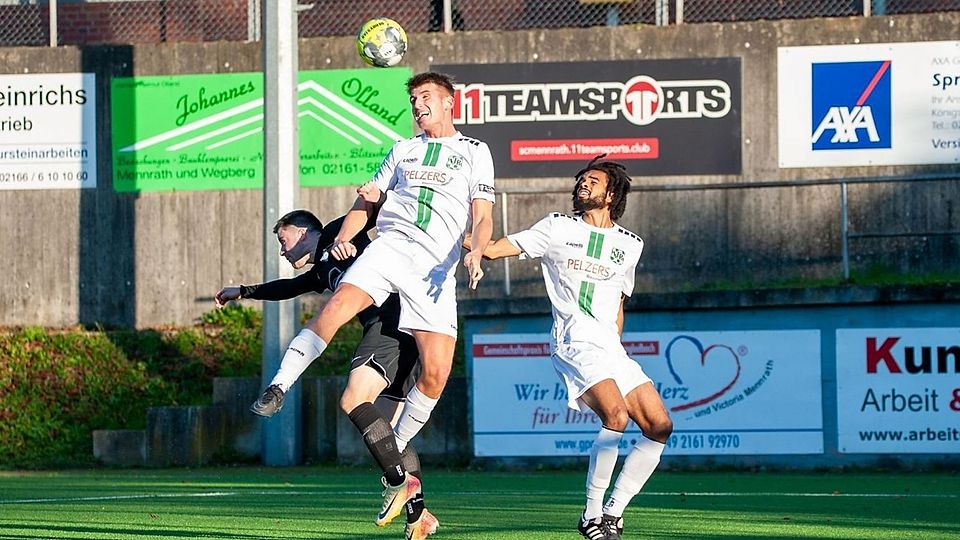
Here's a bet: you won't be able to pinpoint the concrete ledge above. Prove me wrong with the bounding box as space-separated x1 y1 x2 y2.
146 405 225 467
93 376 471 467
303 376 343 463
460 283 960 316
93 429 145 467
213 377 261 460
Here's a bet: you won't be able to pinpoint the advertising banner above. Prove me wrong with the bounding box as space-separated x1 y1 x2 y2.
472 330 822 457
836 328 960 453
0 73 96 190
778 41 960 167
111 68 412 192
435 59 741 178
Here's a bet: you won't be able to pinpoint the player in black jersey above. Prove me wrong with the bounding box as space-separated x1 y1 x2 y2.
215 209 438 539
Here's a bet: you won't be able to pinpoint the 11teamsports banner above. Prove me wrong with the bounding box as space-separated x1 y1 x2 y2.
472 331 822 457
836 328 960 454
778 41 960 167
0 73 97 190
434 59 742 178
111 68 413 192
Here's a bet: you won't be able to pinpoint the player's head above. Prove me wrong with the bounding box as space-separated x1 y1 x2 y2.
407 72 456 131
273 209 323 269
571 154 632 220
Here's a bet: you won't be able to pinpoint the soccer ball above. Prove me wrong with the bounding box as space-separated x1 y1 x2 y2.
356 18 408 68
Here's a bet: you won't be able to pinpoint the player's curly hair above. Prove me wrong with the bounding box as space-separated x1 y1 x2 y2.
273 209 323 234
571 154 632 221
406 72 455 96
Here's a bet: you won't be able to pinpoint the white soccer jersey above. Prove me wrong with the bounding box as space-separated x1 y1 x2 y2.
508 212 643 351
371 131 495 271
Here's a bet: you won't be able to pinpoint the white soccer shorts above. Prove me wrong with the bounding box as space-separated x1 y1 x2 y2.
552 342 652 412
340 234 459 338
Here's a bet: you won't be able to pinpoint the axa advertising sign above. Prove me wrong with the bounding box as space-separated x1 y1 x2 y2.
836 328 960 453
779 41 960 167
434 59 741 178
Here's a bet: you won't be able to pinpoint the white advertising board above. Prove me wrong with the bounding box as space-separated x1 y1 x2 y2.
778 41 960 167
836 328 960 454
0 73 97 190
472 331 823 457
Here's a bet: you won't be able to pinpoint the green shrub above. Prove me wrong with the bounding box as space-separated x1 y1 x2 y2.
0 328 170 468
0 304 463 468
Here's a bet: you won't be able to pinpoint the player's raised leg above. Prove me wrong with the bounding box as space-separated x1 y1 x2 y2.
250 283 374 416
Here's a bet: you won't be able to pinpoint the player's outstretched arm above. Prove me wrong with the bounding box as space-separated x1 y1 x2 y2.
215 272 317 307
462 233 522 260
463 199 494 289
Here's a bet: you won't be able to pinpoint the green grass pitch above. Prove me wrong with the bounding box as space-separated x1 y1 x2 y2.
0 467 957 539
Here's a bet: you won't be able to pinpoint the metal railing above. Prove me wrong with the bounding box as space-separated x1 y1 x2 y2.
1 0 958 47
496 174 960 295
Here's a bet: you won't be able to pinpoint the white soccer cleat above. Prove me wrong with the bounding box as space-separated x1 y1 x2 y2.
376 473 421 527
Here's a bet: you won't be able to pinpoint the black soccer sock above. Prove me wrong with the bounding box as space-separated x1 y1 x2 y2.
405 492 425 523
347 402 405 486
401 444 425 522
400 444 422 480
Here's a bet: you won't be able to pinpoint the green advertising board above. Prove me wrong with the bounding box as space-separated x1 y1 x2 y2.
111 68 413 192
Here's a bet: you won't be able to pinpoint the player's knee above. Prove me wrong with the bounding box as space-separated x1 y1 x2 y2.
418 364 450 395
649 416 673 442
339 392 360 415
318 291 358 329
600 405 629 431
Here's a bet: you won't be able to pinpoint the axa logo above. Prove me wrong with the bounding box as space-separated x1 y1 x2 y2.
453 76 731 127
811 60 892 150
865 336 960 374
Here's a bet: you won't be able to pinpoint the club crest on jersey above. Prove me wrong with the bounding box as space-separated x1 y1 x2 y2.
810 60 891 150
446 155 463 170
610 247 625 265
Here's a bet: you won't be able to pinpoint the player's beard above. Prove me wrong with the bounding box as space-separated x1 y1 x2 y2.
573 192 607 214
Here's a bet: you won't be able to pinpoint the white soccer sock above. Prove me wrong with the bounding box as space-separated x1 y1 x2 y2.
603 436 665 517
584 426 624 520
393 386 438 453
269 328 327 392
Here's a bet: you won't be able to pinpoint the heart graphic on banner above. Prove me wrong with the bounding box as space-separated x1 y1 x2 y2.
664 335 742 412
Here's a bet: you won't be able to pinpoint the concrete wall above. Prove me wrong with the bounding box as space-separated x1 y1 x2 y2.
2 12 959 328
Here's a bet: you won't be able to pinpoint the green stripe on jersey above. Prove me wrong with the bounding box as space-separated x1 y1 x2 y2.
423 142 441 166
414 186 435 231
578 281 596 317
587 231 604 259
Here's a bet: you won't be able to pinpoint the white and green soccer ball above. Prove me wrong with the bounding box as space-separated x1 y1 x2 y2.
356 18 408 68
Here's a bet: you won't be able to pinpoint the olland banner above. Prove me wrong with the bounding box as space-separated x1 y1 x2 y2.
111 68 412 192
434 59 742 178
471 331 822 457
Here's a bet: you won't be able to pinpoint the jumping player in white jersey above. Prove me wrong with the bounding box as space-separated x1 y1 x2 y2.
250 72 495 539
472 155 672 540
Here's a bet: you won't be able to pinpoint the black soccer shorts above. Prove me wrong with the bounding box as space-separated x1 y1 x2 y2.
350 294 421 401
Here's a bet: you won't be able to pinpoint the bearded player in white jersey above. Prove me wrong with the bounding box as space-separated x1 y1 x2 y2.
249 72 494 540
474 155 672 540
